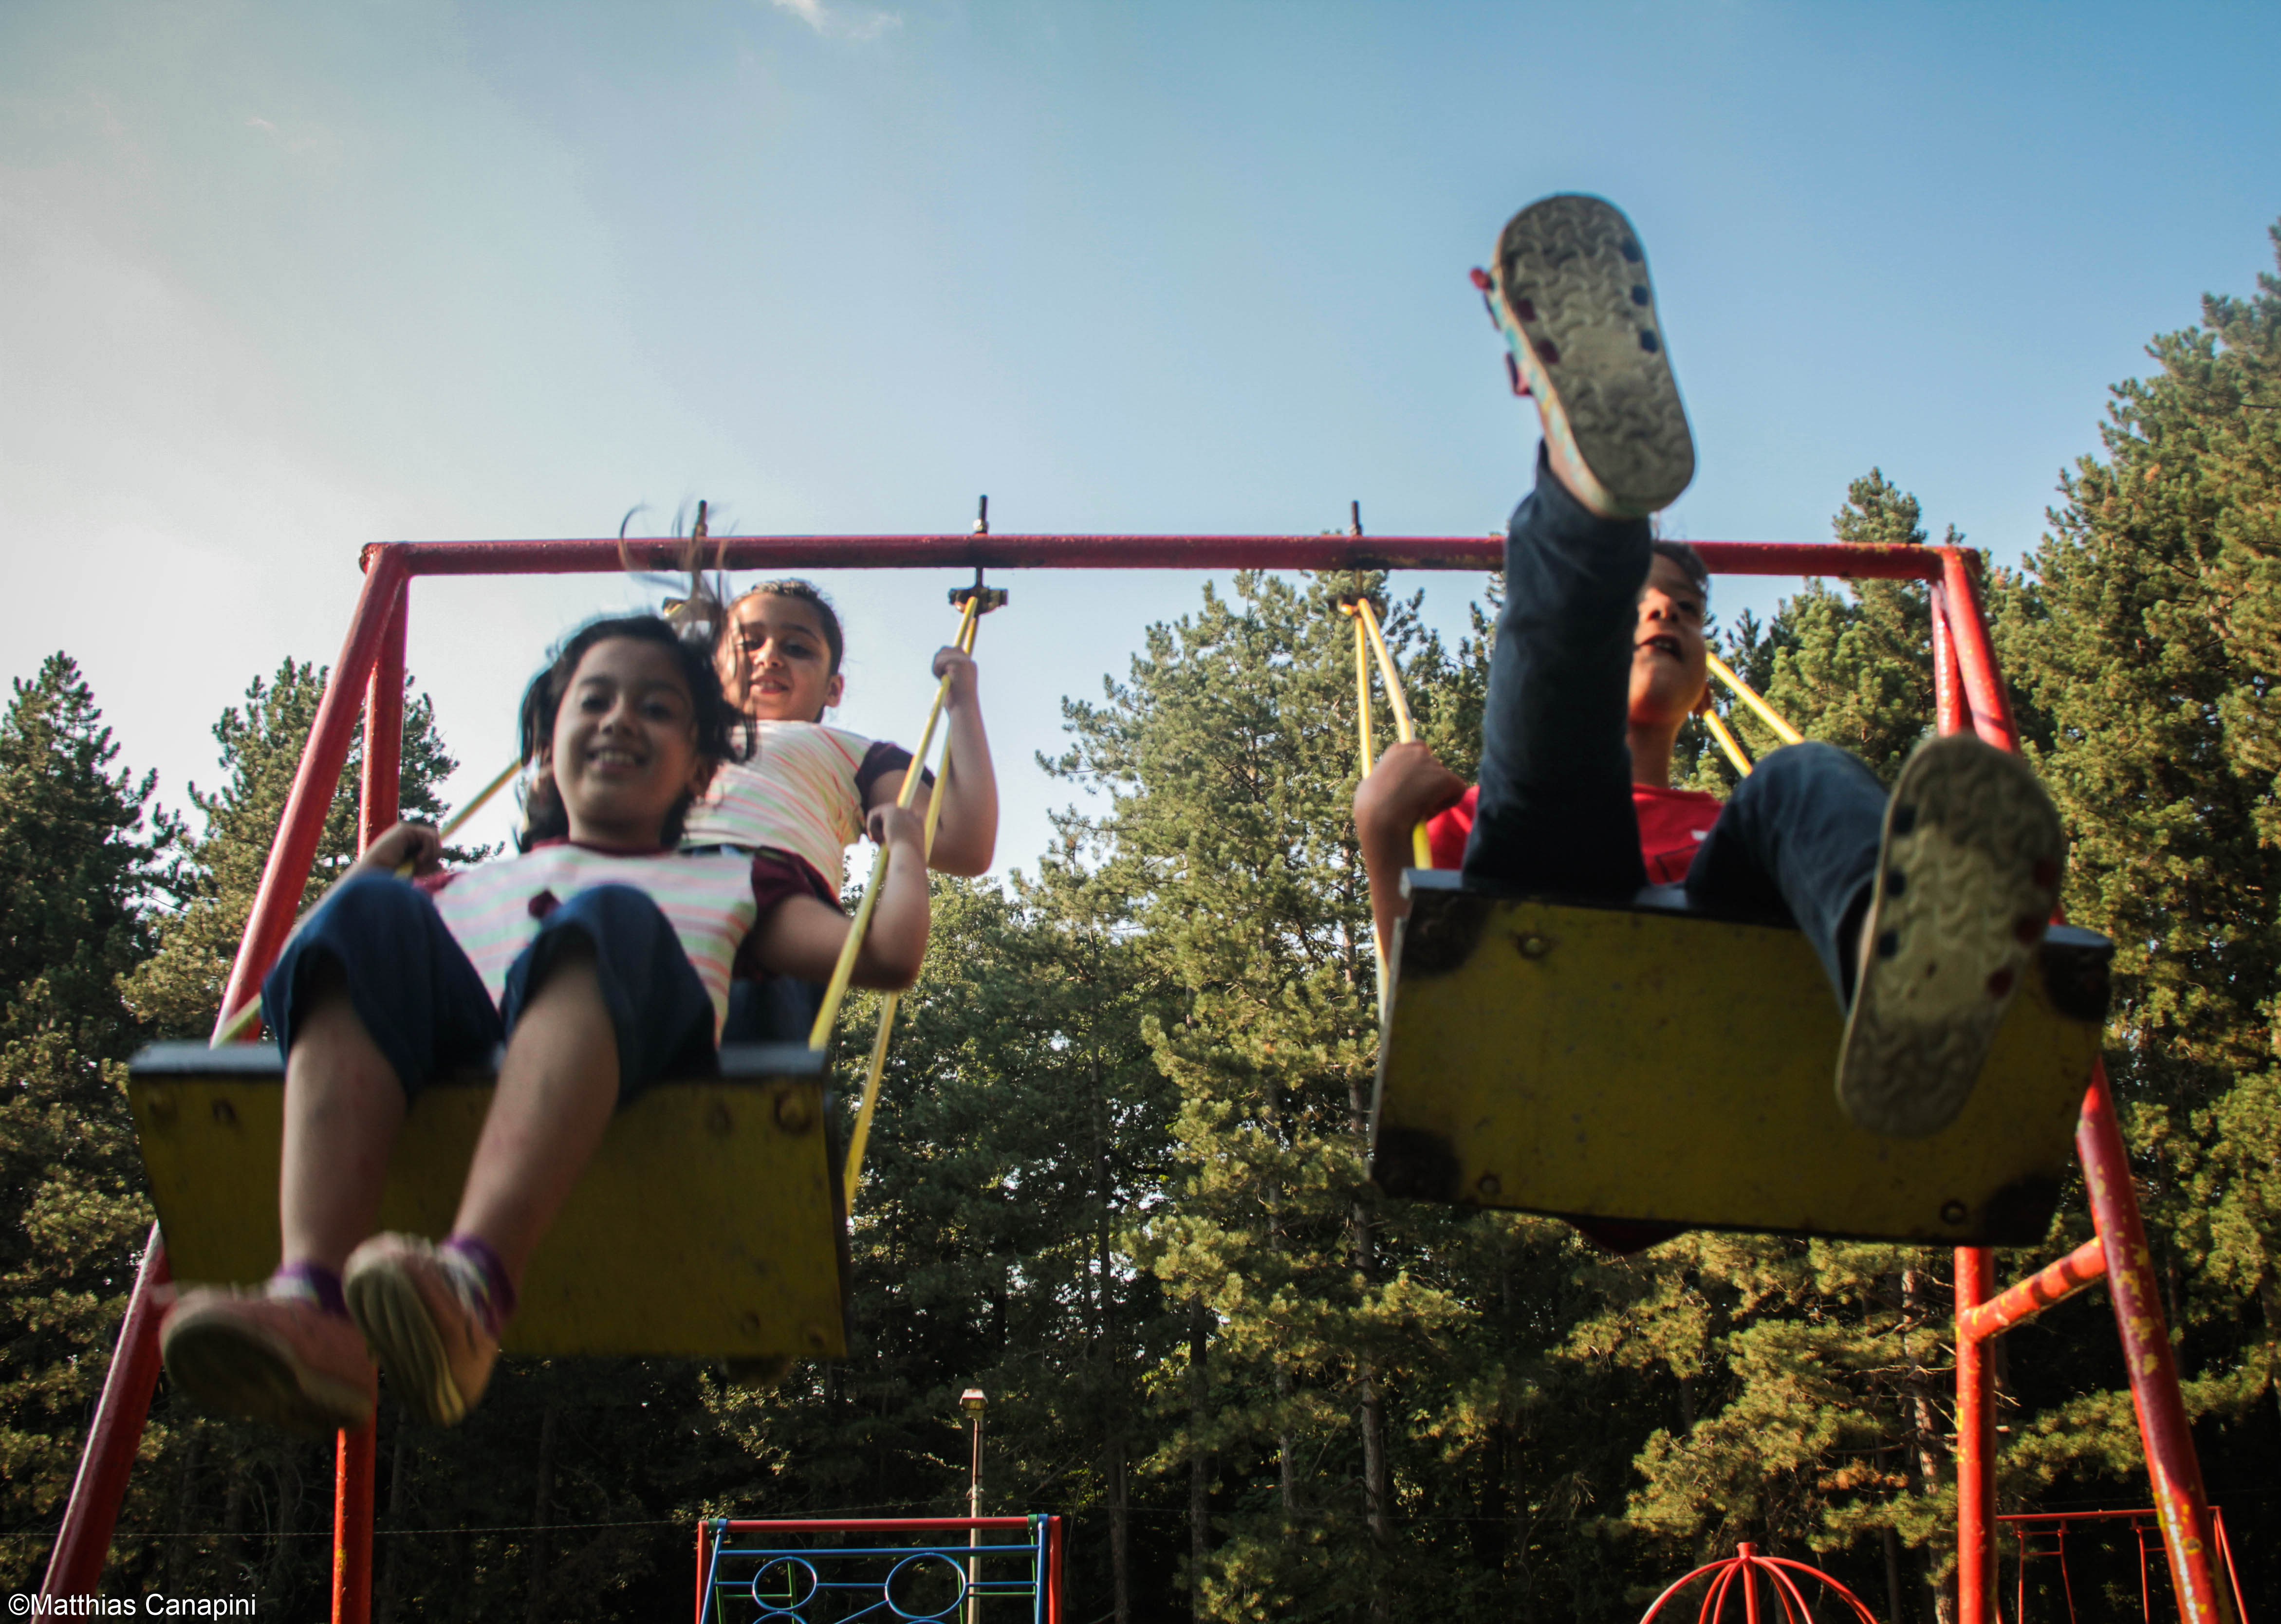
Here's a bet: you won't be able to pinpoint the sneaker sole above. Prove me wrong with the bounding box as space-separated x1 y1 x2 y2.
1493 194 1694 516
346 1262 470 1427
1836 735 2065 1137
162 1317 372 1438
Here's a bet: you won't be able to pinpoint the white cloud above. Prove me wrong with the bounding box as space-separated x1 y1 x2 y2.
766 0 899 42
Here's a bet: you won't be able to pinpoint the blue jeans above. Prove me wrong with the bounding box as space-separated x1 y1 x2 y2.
261 874 718 1100
1461 452 1886 1005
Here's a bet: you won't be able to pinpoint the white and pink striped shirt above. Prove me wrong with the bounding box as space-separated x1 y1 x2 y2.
681 721 914 892
424 845 758 1036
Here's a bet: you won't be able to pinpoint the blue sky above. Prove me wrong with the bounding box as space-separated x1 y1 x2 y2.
3 0 2277 874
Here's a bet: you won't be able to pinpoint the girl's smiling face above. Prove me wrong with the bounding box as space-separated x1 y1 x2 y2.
543 636 712 848
719 593 843 723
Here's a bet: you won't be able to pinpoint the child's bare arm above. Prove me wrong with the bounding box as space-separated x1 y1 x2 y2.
1354 742 1467 957
865 646 999 877
746 806 932 992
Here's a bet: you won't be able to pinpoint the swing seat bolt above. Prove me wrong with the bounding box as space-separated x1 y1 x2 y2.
147 1091 175 1125
1941 1200 1968 1225
211 1098 237 1127
1476 1173 1502 1197
706 1102 734 1136
1517 933 1550 959
774 1090 814 1134
800 1321 831 1351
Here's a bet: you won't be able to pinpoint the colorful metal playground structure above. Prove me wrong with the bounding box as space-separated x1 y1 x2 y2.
696 1516 1065 1624
33 523 2241 1622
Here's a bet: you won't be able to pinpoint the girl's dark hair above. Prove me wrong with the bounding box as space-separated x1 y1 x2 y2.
1650 539 1711 602
515 615 750 852
722 580 845 675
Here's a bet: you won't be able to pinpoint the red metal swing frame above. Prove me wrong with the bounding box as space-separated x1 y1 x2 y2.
37 529 2233 1624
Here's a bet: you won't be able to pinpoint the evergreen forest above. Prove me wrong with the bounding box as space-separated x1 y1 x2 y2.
4 230 2278 1622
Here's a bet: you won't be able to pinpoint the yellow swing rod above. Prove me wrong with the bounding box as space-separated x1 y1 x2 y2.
819 589 988 1210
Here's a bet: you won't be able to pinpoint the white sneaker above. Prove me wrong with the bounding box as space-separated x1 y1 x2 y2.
1836 735 2066 1136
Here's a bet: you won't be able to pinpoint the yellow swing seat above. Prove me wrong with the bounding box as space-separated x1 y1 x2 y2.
128 1040 850 1359
1369 870 2113 1246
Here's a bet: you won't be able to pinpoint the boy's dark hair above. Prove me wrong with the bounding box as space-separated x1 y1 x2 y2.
1650 539 1711 603
516 614 751 852
722 580 845 675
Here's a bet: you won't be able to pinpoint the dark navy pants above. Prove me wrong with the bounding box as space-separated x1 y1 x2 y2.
1461 451 1886 1003
261 874 717 1100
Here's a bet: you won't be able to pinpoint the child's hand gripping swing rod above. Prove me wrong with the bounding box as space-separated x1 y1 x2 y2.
813 582 997 1209
1340 591 1432 1020
208 755 526 1048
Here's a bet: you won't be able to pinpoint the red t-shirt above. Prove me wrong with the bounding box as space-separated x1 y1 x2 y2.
1425 783 1723 884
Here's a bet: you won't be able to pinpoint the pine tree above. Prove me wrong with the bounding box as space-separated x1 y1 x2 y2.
1718 470 1937 784
0 657 172 1590
124 662 463 1039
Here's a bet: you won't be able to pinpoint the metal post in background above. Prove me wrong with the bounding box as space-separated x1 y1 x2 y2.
962 1388 988 1624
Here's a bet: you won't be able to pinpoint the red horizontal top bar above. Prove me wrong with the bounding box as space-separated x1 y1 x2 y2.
366 535 1952 581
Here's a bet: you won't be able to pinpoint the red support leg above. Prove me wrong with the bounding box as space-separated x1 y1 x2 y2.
1929 583 1970 739
1938 550 2019 750
332 1422 376 1624
1046 1515 1064 1624
1954 1247 1996 1624
39 1226 171 1598
361 589 407 848
325 577 404 1624
2078 1065 2233 1624
211 549 409 1041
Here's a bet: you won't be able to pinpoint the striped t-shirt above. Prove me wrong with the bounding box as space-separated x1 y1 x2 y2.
681 721 916 892
424 844 759 1036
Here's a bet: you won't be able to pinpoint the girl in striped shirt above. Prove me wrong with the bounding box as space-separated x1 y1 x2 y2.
161 613 932 1435
687 579 998 1038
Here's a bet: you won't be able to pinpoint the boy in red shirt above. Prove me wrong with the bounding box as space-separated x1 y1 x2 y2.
1357 194 2064 1142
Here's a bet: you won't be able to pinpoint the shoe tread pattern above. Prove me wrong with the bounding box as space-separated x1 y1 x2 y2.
1497 194 1694 514
1837 736 2065 1137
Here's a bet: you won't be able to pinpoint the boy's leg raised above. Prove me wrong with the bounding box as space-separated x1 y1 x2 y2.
1464 195 1694 896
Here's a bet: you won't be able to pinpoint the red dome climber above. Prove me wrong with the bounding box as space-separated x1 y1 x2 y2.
1639 1543 1881 1624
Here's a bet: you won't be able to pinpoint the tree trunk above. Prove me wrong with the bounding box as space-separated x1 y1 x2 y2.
1881 1520 1907 1624
1903 1269 1953 1624
378 1409 413 1624
166 1426 201 1593
220 1455 245 1574
1188 1301 1210 1624
1276 1364 1298 1516
1091 1049 1131 1624
1348 1072 1390 1618
524 1401 558 1624
1106 1433 1131 1624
